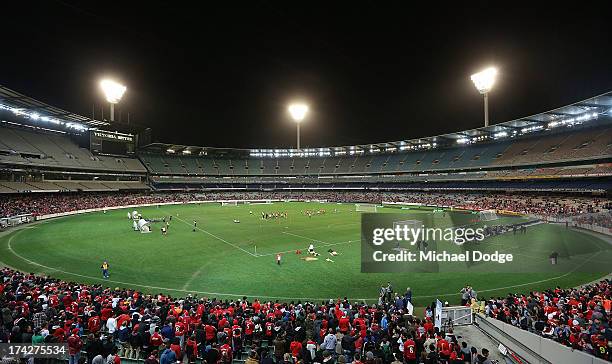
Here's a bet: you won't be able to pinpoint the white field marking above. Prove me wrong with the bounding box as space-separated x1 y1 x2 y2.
182 266 205 290
255 239 355 257
3 231 604 301
2 218 606 302
169 213 256 257
5 229 343 300
7 229 59 273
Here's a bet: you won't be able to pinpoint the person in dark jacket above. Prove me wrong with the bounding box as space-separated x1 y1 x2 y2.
273 335 286 363
101 335 116 358
341 332 356 358
160 341 177 364
205 342 220 364
144 350 159 364
85 334 103 364
128 327 144 359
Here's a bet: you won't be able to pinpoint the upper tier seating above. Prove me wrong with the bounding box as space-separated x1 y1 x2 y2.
0 180 149 193
493 126 612 166
141 125 612 176
0 125 147 173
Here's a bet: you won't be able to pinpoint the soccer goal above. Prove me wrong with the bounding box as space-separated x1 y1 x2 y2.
392 220 423 251
478 209 498 221
221 201 238 206
356 203 378 212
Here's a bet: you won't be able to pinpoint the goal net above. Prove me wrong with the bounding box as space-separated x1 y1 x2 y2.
478 209 498 221
356 203 378 212
221 201 238 206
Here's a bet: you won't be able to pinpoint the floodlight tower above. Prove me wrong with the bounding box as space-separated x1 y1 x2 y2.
288 103 309 150
470 67 498 127
100 79 127 122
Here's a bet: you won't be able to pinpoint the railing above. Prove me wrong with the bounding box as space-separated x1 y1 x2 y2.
474 314 609 364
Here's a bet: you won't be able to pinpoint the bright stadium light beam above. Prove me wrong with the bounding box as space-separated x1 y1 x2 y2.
288 103 309 150
100 79 127 121
471 67 498 127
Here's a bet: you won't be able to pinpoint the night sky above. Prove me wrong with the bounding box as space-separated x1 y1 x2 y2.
1 1 611 149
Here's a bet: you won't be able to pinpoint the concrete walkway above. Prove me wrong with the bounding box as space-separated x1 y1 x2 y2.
453 324 505 362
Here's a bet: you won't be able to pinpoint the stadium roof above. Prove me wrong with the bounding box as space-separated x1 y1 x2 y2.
1 83 610 155
0 84 109 128
143 91 612 157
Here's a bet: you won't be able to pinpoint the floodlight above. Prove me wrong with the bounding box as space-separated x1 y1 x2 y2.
470 67 497 94
100 79 126 103
470 67 498 127
99 79 126 122
288 103 309 150
288 103 309 122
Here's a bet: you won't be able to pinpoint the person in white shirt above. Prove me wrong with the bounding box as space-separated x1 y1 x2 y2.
308 244 319 256
106 315 117 334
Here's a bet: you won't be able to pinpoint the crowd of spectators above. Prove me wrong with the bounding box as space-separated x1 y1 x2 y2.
573 211 612 229
1 191 609 222
1 191 610 362
0 268 499 364
481 279 611 361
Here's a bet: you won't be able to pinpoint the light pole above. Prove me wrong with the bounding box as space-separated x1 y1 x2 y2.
470 67 497 127
100 79 127 121
288 103 308 150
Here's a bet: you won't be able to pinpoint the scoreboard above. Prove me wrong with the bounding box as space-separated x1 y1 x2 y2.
90 130 135 155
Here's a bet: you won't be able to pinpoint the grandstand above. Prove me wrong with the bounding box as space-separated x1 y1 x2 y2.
0 123 146 173
0 85 611 364
140 123 612 177
1 86 610 194
136 92 612 195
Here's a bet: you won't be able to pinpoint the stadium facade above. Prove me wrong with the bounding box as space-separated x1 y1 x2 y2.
0 85 610 195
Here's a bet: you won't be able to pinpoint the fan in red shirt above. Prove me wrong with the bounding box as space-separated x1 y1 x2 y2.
185 335 198 364
170 340 182 361
403 335 417 364
170 321 184 348
88 315 101 333
265 320 274 343
67 329 83 356
244 319 255 344
423 318 434 334
338 315 350 334
290 339 303 358
449 347 464 362
205 323 217 344
232 323 243 356
100 306 113 321
252 300 261 313
219 342 233 364
150 329 164 350
117 313 131 329
53 326 66 342
436 335 451 359
49 294 59 307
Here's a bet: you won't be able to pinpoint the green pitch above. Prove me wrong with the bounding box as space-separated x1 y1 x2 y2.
0 202 608 306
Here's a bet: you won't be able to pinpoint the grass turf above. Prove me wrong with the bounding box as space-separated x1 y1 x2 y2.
0 202 608 306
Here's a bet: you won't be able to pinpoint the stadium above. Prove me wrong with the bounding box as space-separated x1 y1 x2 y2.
0 4 610 364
